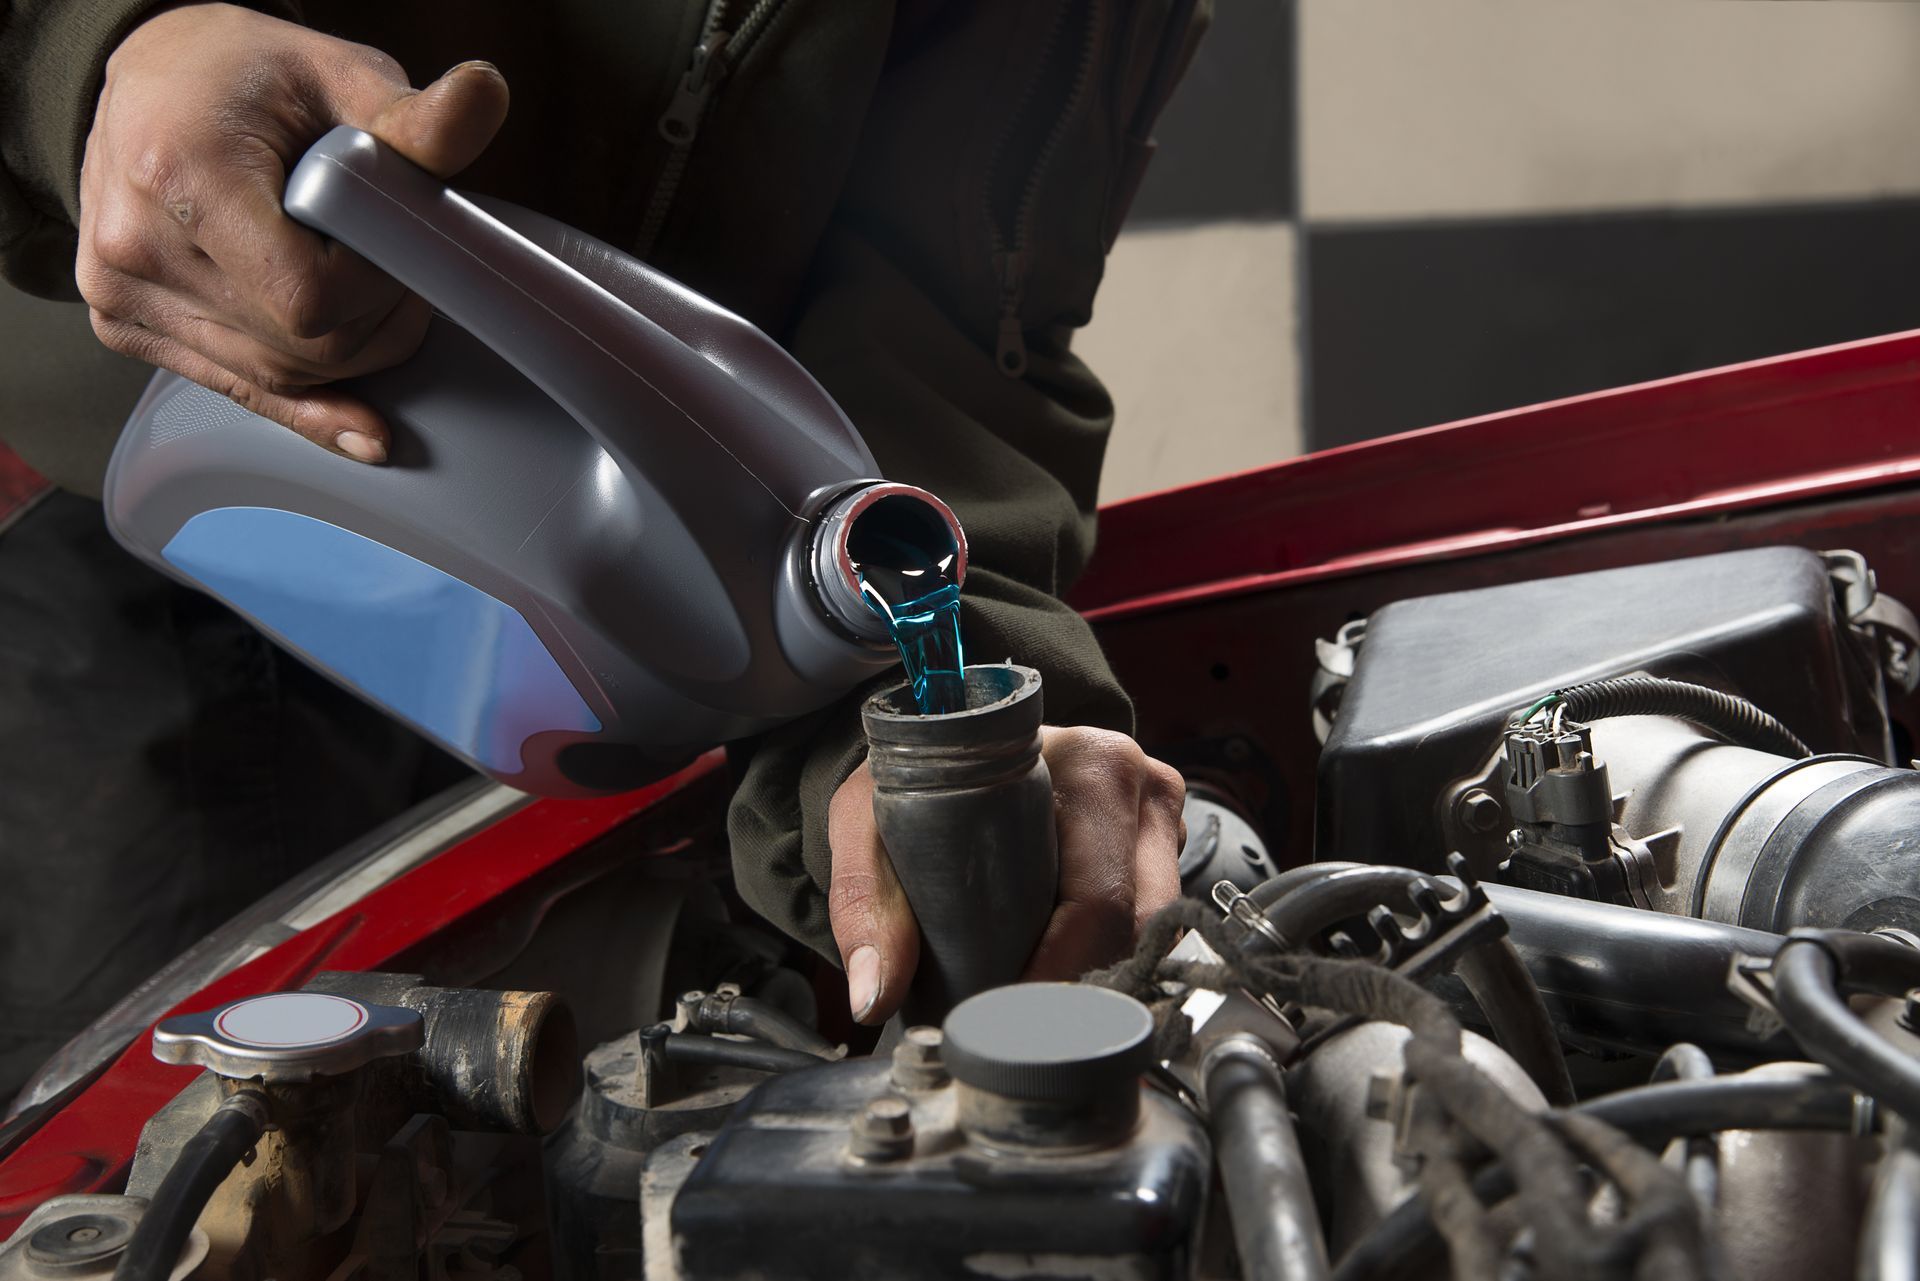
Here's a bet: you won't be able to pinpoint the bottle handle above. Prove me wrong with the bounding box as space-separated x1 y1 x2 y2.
283 127 803 515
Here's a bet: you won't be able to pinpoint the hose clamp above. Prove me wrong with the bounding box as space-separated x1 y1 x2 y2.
1212 882 1291 954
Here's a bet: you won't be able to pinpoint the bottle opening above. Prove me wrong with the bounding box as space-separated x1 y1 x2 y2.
812 483 968 646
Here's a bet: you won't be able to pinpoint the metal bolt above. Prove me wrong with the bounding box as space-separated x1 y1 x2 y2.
675 991 706 1032
850 1095 915 1161
1460 789 1502 835
1904 987 1920 1033
891 1026 949 1090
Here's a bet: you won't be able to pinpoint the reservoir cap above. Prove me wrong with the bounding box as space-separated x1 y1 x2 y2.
941 983 1155 1103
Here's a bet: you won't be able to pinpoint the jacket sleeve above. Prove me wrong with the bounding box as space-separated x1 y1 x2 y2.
0 0 297 299
725 0 1208 961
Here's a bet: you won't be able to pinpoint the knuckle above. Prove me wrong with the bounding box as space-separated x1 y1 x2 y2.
214 372 270 418
269 273 343 342
345 42 406 85
123 142 186 203
250 366 305 399
1145 759 1186 809
300 323 370 368
87 207 161 278
1055 728 1151 803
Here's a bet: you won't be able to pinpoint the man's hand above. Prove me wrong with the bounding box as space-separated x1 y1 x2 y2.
826 726 1186 1024
77 3 509 462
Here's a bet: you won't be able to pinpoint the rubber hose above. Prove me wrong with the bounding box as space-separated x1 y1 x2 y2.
112 1091 267 1281
661 1033 824 1076
1650 1043 1720 1212
1771 939 1920 1129
1331 1072 1866 1281
1552 675 1811 757
703 996 839 1060
1256 865 1574 1105
1247 861 1362 909
1205 1040 1330 1281
1452 938 1576 1107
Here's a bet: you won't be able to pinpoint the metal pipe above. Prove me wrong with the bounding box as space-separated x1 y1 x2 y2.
1858 1127 1920 1281
1203 1036 1330 1281
863 664 1057 1026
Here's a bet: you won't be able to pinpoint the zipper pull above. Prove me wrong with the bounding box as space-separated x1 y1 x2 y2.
994 249 1029 378
659 31 732 145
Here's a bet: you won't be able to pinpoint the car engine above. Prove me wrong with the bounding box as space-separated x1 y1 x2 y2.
8 543 1920 1281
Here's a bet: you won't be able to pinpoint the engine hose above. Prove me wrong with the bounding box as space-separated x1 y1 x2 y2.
696 995 840 1060
1204 1037 1329 1281
1247 860 1362 909
1770 934 1920 1130
1331 1071 1868 1281
1650 1044 1720 1212
1549 675 1811 758
660 1033 824 1076
1452 940 1576 1108
112 1090 268 1281
1253 866 1574 1106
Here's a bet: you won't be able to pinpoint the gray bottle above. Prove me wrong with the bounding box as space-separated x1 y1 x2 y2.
103 127 965 795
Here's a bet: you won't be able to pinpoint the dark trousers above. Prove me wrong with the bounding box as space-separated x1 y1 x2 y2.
0 492 462 1099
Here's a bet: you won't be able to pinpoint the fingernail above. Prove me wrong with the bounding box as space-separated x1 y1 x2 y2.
450 59 500 78
335 431 387 464
848 946 881 1022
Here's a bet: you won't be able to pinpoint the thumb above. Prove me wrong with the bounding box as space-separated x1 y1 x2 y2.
826 763 922 1025
348 60 511 180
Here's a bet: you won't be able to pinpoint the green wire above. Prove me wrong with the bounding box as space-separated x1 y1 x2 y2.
1515 693 1561 724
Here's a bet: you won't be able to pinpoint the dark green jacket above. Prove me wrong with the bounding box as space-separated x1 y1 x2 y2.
0 0 1207 960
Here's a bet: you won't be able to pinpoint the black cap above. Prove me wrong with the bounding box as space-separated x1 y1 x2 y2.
941 983 1155 1103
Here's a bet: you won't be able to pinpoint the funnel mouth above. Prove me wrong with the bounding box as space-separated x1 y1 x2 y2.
863 664 1044 755
811 482 967 643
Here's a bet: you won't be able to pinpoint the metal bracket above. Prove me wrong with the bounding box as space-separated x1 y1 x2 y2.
1726 952 1787 1041
1322 856 1506 984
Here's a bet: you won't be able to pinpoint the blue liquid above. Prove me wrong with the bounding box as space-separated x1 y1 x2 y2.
863 581 966 715
850 523 967 716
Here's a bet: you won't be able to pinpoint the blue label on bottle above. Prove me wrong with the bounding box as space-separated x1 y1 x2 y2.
163 507 600 775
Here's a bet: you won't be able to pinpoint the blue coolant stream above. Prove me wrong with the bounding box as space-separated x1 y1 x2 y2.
866 582 966 715
853 529 967 715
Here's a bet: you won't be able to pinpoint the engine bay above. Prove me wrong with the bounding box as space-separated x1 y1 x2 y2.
11 505 1920 1279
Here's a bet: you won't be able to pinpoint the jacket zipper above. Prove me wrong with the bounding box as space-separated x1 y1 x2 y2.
635 0 790 258
985 0 1103 379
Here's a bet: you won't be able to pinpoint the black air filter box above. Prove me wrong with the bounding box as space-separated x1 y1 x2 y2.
1316 546 1889 870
